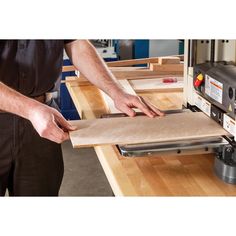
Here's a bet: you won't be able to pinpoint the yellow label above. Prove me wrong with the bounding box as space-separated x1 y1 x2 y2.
197 74 203 81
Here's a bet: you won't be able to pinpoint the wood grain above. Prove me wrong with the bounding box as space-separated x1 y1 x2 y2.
69 112 229 148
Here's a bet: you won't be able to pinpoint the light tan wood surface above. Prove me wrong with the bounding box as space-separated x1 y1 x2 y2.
66 76 236 196
129 77 183 93
69 113 228 148
150 63 184 72
158 57 181 65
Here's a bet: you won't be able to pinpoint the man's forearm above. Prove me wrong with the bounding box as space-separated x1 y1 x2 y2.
0 82 39 119
66 40 124 99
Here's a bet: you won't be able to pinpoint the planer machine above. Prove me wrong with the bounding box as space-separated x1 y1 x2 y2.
104 40 236 184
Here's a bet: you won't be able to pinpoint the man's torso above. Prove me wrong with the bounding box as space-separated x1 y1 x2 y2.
0 40 65 97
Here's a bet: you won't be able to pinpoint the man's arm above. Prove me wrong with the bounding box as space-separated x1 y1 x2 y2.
0 82 74 143
65 40 164 117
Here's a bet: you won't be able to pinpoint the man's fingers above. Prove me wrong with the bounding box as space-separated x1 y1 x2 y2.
55 112 76 131
132 97 155 118
48 133 67 144
52 126 69 141
50 131 69 143
140 97 165 117
117 104 136 117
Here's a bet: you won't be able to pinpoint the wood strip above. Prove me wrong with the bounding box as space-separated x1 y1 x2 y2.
134 158 173 195
106 54 184 67
106 57 159 67
112 69 183 78
150 63 184 73
120 158 157 195
160 158 207 195
158 56 181 65
109 67 147 71
62 56 183 72
65 73 186 87
62 65 76 72
95 146 138 196
73 70 183 82
129 77 184 93
69 112 229 148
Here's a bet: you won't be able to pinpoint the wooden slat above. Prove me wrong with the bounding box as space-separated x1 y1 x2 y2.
150 63 184 73
109 66 147 71
106 57 159 67
129 77 184 93
158 56 180 65
68 73 185 86
62 65 76 72
62 55 184 72
73 69 183 83
69 112 229 148
106 54 184 67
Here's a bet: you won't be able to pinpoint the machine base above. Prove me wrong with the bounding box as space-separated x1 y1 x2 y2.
214 157 236 184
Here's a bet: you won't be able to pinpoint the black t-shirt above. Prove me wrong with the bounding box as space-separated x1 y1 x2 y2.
0 40 74 97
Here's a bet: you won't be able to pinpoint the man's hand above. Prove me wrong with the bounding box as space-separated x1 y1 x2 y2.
28 104 76 143
113 91 164 118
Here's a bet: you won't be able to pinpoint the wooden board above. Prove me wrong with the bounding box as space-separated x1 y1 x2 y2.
150 63 184 73
158 56 180 65
106 57 159 67
69 112 229 148
106 55 184 67
130 77 183 93
75 69 183 81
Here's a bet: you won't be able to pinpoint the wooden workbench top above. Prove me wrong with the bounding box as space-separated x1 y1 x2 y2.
66 76 236 196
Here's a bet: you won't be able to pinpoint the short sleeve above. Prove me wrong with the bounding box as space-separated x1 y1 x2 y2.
64 40 76 44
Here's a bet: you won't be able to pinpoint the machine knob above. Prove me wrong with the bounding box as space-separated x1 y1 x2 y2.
194 73 204 87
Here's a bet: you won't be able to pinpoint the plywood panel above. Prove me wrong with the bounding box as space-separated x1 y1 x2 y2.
69 112 229 148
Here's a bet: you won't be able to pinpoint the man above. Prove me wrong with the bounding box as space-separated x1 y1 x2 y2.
0 40 163 196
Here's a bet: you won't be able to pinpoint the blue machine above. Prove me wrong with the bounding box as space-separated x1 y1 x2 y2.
133 40 149 59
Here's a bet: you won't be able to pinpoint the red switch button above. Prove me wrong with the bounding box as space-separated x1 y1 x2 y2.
194 73 204 87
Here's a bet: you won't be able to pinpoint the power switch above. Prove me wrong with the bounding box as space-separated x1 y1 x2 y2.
194 73 204 87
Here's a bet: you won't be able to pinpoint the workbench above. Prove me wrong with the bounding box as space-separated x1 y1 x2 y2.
66 76 236 196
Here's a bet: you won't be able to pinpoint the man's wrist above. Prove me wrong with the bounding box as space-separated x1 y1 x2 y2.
108 86 126 101
20 97 43 121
